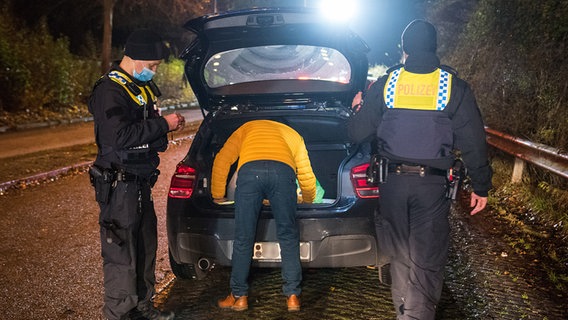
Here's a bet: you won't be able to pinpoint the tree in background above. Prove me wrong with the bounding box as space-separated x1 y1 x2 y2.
10 0 210 66
0 0 200 117
429 0 568 151
102 0 213 73
0 4 99 113
101 0 114 74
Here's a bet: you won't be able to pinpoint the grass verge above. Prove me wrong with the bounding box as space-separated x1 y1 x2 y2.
488 156 568 293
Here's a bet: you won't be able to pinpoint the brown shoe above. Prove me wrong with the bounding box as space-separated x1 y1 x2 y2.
287 294 300 312
218 293 248 311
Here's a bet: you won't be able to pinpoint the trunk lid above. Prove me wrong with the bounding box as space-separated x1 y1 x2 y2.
181 7 369 112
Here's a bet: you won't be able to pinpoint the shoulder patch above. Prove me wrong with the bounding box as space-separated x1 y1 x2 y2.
440 65 458 76
386 64 404 74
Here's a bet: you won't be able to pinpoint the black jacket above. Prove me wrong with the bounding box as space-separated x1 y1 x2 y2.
347 52 492 196
88 63 169 178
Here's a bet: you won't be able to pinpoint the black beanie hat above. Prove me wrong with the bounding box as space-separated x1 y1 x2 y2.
401 20 437 55
124 29 169 60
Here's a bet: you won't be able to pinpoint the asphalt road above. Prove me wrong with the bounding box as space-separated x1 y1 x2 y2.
0 138 191 320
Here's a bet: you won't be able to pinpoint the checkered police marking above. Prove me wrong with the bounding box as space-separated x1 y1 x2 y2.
384 67 451 110
108 71 128 85
385 68 401 109
436 70 450 110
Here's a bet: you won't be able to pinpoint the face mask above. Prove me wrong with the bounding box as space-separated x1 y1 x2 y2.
133 67 155 82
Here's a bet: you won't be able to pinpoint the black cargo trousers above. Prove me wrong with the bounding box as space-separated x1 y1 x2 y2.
375 173 451 320
95 178 158 320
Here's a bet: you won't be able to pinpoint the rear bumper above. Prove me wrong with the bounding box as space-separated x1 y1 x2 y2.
169 215 378 268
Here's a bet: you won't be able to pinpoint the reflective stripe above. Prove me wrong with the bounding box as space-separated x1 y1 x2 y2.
384 68 401 109
108 71 155 107
108 71 129 86
384 67 451 110
436 70 450 110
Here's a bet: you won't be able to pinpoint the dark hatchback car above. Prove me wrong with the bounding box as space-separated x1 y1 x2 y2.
166 7 379 280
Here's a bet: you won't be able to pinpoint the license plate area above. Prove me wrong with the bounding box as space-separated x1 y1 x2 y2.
252 242 310 262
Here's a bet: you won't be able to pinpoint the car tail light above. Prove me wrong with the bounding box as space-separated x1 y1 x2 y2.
168 163 197 199
350 163 379 199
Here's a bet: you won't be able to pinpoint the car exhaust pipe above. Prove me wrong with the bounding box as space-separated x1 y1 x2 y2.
197 257 212 271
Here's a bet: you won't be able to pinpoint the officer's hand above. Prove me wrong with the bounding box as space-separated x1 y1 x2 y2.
469 193 488 215
164 113 185 131
352 91 363 112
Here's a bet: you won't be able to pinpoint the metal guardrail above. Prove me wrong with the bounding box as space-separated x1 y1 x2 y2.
485 127 568 182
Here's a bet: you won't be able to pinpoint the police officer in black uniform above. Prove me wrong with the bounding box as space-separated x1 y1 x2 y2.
348 20 492 319
88 29 184 320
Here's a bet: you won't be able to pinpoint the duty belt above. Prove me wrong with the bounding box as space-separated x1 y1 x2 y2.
117 169 160 187
116 171 139 182
388 164 447 177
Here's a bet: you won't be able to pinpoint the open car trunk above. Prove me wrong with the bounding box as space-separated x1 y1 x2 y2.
199 110 353 205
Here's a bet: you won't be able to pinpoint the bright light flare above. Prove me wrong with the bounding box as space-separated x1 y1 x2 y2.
319 0 358 24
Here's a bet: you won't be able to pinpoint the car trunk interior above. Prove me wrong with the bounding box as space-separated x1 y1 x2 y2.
203 112 351 204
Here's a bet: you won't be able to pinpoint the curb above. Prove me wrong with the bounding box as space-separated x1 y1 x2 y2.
0 161 94 195
0 121 199 195
0 117 94 133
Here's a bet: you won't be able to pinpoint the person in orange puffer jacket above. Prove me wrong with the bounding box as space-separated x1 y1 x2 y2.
211 119 316 313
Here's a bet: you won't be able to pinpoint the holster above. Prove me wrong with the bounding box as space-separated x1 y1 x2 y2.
89 165 114 204
446 160 465 200
366 155 388 185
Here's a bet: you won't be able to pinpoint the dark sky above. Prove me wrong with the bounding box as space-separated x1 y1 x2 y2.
349 0 426 66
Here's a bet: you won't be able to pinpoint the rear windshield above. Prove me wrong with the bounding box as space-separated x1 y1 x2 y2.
204 45 351 88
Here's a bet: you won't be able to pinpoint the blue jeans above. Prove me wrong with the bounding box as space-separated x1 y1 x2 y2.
230 160 302 297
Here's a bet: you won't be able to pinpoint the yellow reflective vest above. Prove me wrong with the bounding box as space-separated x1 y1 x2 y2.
377 66 455 160
384 67 452 111
107 70 158 108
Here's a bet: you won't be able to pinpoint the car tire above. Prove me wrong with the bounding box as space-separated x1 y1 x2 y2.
169 250 208 280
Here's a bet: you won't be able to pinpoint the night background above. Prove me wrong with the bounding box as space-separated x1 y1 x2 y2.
2 0 565 208
1 2 566 152
6 0 425 65
1 0 567 221
0 0 567 317
3 0 566 144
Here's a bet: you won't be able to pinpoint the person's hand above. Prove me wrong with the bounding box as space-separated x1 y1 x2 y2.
469 192 488 215
164 113 185 131
352 91 363 112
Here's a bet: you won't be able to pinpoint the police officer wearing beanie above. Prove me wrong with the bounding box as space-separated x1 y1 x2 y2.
88 29 183 320
348 20 492 319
